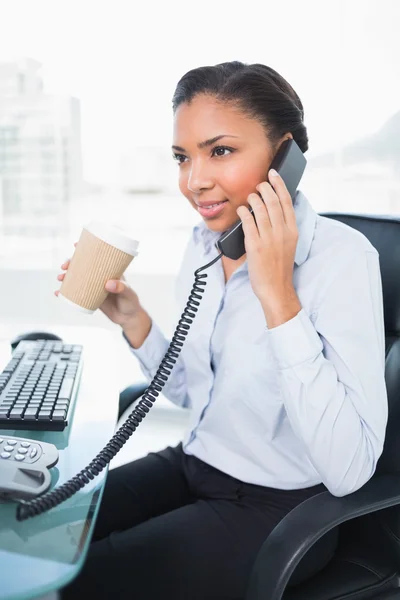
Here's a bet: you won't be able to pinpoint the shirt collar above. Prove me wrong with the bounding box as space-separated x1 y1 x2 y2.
193 190 317 267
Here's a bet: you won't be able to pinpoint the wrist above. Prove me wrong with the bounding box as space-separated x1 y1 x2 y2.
121 306 146 330
121 307 152 349
259 286 302 329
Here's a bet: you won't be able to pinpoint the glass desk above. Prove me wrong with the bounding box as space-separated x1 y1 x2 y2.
0 325 121 600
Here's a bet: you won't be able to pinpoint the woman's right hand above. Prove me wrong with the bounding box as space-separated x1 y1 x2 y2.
55 243 143 328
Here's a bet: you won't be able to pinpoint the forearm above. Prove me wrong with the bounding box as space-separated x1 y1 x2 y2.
122 311 191 409
263 303 387 497
121 307 152 349
260 285 302 330
277 351 384 496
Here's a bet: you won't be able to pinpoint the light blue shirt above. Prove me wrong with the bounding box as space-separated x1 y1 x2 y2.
127 191 388 497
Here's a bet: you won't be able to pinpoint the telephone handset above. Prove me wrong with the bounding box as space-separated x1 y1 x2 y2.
14 139 306 521
216 138 307 260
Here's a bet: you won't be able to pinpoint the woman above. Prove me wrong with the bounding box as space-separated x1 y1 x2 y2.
57 61 388 599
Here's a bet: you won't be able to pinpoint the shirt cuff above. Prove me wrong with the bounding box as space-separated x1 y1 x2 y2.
267 308 323 370
122 319 170 373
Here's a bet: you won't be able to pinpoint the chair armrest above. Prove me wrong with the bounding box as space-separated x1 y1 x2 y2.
245 474 400 600
118 382 149 421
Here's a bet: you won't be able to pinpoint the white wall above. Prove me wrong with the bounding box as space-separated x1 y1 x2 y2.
0 269 176 334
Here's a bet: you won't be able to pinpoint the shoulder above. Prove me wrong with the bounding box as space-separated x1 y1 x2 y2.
312 213 379 262
299 211 381 313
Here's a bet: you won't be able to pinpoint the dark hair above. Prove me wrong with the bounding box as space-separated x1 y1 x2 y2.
172 61 308 153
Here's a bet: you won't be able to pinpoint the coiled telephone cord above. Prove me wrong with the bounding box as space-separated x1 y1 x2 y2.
16 252 222 521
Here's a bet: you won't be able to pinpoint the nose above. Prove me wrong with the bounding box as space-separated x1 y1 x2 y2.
187 160 214 193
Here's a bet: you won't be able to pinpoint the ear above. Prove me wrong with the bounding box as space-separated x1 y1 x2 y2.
277 133 293 146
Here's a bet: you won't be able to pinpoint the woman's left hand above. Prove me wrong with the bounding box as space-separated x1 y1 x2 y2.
236 169 299 306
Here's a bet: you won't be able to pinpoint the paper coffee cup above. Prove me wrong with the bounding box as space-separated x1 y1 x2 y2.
58 221 139 314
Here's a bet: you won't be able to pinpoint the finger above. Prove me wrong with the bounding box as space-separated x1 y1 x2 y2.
54 290 59 297
236 203 259 245
256 181 284 229
74 242 78 247
267 169 296 228
57 273 66 281
247 192 271 234
61 259 70 270
105 280 125 293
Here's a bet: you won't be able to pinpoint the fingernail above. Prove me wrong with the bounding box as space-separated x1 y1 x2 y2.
269 169 279 177
106 281 116 291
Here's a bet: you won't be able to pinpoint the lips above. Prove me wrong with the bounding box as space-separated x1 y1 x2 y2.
195 200 227 208
196 200 228 218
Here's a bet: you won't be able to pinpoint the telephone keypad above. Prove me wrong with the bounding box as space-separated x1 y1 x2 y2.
0 437 42 462
0 434 59 500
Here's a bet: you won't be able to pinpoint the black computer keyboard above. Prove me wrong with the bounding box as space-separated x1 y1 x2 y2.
0 340 83 431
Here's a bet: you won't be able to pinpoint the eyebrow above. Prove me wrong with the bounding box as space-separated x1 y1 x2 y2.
172 134 239 152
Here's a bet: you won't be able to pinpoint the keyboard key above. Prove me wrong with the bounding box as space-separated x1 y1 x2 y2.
38 411 52 420
42 401 54 408
58 379 74 400
52 409 67 421
24 408 38 418
26 412 39 418
10 408 24 418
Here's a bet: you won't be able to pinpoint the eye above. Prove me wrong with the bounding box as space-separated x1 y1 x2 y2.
172 145 234 165
172 153 187 165
212 146 233 157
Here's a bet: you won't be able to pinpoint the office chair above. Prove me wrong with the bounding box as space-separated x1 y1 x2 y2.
245 212 400 599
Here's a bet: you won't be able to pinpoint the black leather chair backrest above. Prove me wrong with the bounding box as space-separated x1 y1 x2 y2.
320 212 400 476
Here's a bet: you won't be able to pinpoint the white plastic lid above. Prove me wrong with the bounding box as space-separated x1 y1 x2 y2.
84 221 139 256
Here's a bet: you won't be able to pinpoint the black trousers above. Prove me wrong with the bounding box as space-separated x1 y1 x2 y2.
61 442 337 600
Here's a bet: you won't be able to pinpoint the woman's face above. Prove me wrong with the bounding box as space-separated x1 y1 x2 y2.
172 94 281 233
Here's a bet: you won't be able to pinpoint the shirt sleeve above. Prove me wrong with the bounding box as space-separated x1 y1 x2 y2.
122 319 190 408
122 234 197 410
267 249 388 497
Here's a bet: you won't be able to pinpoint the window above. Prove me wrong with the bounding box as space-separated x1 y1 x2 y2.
0 1 397 340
